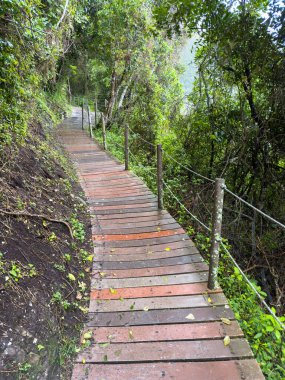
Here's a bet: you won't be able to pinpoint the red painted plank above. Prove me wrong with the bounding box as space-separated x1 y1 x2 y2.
76 339 253 363
83 321 243 343
93 228 185 241
91 283 217 300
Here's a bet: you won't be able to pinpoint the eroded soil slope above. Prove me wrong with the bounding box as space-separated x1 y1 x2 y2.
0 119 92 379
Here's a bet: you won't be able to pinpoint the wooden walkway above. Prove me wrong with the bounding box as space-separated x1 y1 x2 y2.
59 108 264 380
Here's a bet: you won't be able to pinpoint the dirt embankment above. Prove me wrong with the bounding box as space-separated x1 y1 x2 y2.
0 119 92 379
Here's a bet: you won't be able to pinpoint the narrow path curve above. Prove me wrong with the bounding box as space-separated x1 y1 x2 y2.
59 108 264 380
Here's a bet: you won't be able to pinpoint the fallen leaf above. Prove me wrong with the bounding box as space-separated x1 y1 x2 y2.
109 288 117 294
208 297 212 303
110 249 116 252
185 313 195 320
76 291 83 300
221 318 231 325
165 247 171 251
130 303 135 310
107 334 114 340
224 335 231 346
99 272 107 277
157 227 161 231
103 355 108 362
143 306 149 311
83 331 93 340
83 331 92 339
99 342 110 348
82 358 86 364
114 349 121 357
119 297 124 301
129 330 134 340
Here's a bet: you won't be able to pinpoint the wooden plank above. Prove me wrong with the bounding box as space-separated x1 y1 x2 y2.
87 305 235 327
92 262 208 278
82 321 243 343
93 255 204 269
93 233 191 247
76 339 253 363
93 228 185 242
91 283 219 300
72 360 264 380
89 294 227 313
92 222 181 234
93 245 197 257
91 272 208 289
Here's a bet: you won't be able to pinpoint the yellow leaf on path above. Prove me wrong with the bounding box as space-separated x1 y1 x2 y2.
208 297 212 303
224 335 231 346
99 272 107 277
221 318 232 325
185 313 195 320
143 306 149 311
109 288 117 294
82 358 86 364
165 247 171 251
83 331 92 340
129 330 134 340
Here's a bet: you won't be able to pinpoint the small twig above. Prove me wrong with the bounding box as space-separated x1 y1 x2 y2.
0 209 73 239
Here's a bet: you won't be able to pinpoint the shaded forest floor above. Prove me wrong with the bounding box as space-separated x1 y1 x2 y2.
0 117 92 379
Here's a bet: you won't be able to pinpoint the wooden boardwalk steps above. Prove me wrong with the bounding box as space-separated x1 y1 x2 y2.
59 108 264 380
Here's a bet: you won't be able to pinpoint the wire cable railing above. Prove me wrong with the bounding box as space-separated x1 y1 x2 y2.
163 178 285 330
127 126 285 231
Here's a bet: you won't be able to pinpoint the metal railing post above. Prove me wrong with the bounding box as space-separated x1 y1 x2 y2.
102 115 107 150
81 100 84 130
208 178 225 290
124 124 129 170
87 105 93 138
157 144 163 210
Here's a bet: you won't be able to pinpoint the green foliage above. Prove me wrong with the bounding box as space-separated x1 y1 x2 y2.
70 215 85 243
0 0 73 148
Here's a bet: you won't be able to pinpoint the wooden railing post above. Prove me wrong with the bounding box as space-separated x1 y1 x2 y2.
94 97 98 128
87 105 93 138
157 144 163 210
208 178 225 290
81 100 84 130
124 124 129 170
102 115 107 150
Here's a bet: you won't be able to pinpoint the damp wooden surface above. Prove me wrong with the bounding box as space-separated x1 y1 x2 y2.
59 109 264 380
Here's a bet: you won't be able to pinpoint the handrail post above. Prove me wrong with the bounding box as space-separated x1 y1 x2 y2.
94 97 98 128
157 144 163 210
124 124 129 170
208 178 225 290
87 105 93 138
102 115 107 150
81 100 84 130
